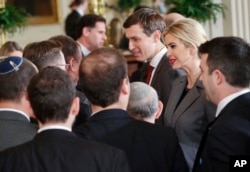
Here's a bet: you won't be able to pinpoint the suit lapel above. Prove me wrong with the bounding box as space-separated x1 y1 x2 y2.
172 79 202 127
164 76 186 126
150 54 168 86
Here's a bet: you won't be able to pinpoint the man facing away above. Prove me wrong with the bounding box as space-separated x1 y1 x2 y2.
123 8 183 125
74 47 188 172
0 66 131 172
0 56 38 151
193 36 250 172
127 81 163 124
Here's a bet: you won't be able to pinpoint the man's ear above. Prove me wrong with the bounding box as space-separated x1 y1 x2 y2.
23 92 36 119
71 97 80 117
213 69 224 86
153 30 162 42
121 77 130 95
83 27 90 36
155 100 163 119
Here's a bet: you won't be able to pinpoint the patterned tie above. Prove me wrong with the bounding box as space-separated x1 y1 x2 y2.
146 64 154 84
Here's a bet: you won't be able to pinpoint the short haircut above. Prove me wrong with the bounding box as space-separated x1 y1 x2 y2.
0 57 37 102
28 66 76 124
199 36 250 87
128 82 158 118
0 41 23 56
163 18 207 48
123 8 166 37
76 14 106 39
79 47 127 107
23 40 63 71
49 35 82 63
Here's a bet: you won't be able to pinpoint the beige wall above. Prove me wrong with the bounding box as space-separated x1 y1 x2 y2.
6 0 250 48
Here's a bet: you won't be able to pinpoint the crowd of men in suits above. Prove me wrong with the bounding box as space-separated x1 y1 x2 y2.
0 1 250 172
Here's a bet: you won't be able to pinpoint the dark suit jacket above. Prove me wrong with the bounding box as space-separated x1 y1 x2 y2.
73 90 91 129
0 110 38 151
0 129 131 172
164 76 216 171
130 54 183 125
193 93 250 172
74 109 189 172
65 10 82 40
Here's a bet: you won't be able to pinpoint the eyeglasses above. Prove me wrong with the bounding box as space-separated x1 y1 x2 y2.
55 64 70 70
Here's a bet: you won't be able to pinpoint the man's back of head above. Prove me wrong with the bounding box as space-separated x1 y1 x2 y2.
79 47 128 108
128 82 163 123
28 66 78 125
164 12 185 27
23 40 66 71
0 56 37 104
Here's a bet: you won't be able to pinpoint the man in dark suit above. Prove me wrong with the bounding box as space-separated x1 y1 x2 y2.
0 66 131 172
123 8 183 125
74 47 188 172
76 14 107 57
65 0 88 40
0 56 38 151
193 36 250 172
49 35 91 129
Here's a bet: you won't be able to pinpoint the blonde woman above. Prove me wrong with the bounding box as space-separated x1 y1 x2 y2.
162 18 216 171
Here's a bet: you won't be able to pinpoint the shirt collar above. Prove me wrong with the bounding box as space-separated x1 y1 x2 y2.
38 125 71 133
149 47 167 68
0 108 30 121
77 41 90 56
76 8 84 16
215 88 250 117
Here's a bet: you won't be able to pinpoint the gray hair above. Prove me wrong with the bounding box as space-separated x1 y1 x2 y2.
128 82 158 118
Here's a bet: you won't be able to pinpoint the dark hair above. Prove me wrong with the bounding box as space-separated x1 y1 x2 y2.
23 40 63 71
199 36 250 87
0 58 37 102
79 47 127 107
69 0 86 8
49 35 82 63
76 14 106 39
123 8 166 37
28 66 76 124
0 41 23 56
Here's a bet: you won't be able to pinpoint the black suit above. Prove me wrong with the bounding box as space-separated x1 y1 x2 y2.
193 93 250 172
130 54 184 125
65 10 82 40
0 129 131 172
73 90 91 129
74 109 188 172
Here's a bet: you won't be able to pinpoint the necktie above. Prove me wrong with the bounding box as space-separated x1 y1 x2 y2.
146 64 154 84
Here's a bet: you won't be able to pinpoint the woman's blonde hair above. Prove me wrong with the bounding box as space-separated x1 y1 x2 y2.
162 18 207 48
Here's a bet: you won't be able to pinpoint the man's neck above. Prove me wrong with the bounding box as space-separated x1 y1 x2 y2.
91 103 127 116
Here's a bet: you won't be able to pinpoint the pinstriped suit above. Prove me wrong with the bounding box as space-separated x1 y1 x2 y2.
164 76 216 171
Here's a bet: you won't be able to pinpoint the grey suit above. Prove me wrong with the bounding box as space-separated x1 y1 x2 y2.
164 76 216 171
0 110 38 151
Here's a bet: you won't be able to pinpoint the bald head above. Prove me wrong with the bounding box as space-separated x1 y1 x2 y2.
128 82 162 123
164 13 185 27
